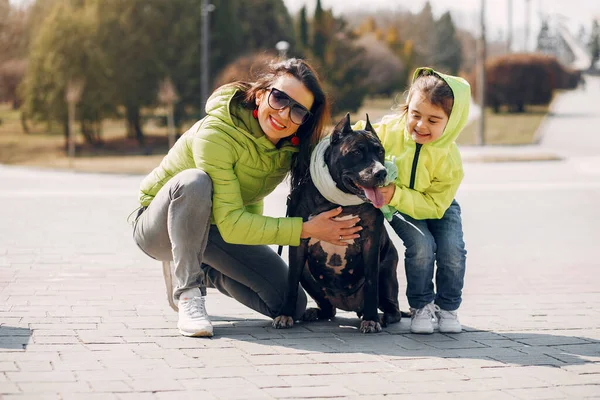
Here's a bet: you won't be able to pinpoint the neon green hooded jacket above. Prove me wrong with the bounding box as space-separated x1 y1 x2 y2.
354 67 471 220
138 85 304 245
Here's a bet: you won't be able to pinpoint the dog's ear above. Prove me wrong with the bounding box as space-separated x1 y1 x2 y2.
331 112 352 144
365 114 377 137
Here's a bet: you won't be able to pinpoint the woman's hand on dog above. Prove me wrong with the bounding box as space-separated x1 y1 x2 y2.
300 207 362 246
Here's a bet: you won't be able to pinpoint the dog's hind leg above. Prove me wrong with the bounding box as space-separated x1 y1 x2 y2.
377 235 403 326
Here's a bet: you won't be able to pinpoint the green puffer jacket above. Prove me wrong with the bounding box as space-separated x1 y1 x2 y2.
354 67 471 220
138 85 304 245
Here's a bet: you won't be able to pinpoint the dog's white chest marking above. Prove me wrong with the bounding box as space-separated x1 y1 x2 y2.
308 214 357 275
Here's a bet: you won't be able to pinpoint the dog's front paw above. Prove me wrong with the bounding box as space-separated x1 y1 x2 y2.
272 315 294 329
359 320 382 333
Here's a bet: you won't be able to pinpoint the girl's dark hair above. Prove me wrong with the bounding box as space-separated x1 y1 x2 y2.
399 69 454 118
233 58 330 189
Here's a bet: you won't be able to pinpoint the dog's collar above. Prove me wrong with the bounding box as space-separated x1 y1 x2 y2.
309 136 365 206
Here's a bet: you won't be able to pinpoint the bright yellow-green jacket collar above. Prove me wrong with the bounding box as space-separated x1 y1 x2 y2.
412 67 471 148
205 84 299 152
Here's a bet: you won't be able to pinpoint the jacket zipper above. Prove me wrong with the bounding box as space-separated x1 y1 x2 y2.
409 143 422 189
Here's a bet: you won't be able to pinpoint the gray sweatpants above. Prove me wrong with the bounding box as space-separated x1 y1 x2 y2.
133 169 307 320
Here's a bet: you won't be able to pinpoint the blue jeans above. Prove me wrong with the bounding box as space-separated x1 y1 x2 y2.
388 200 466 311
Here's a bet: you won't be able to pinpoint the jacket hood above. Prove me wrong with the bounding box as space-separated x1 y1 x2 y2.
205 84 298 152
411 67 471 148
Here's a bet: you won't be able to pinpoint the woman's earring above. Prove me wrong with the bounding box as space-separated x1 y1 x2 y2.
291 135 300 146
252 107 258 119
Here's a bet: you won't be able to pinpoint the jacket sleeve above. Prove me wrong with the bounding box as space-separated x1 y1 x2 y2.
389 150 464 220
245 201 264 215
192 123 303 246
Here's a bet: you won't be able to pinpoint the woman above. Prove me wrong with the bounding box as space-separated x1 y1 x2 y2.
132 58 362 337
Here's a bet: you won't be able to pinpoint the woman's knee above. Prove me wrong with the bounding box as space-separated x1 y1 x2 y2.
171 169 213 202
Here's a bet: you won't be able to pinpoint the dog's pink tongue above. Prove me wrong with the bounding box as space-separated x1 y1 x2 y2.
362 187 385 208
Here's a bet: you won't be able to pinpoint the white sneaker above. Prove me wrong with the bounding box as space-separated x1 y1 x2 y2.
410 302 439 334
177 288 213 337
437 309 462 333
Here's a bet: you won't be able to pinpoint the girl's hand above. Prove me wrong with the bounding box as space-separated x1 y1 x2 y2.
300 207 362 246
379 183 396 206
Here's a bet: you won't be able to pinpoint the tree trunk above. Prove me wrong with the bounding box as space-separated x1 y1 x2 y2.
126 106 144 145
63 117 69 153
20 111 29 134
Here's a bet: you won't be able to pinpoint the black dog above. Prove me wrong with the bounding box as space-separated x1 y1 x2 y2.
273 113 403 333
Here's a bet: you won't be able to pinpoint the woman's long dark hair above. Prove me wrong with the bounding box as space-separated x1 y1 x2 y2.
235 58 330 190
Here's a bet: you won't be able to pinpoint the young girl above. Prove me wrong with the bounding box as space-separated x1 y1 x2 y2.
356 67 470 334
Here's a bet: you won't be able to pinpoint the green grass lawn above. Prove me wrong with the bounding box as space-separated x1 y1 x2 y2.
0 98 550 174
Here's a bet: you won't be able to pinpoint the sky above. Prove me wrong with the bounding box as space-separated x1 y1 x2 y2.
283 0 600 52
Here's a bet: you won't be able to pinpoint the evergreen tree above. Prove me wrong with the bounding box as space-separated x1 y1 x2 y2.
211 0 243 86
536 18 553 54
236 0 296 52
412 1 435 65
589 20 600 69
93 0 164 144
312 0 327 61
297 5 309 52
431 11 462 75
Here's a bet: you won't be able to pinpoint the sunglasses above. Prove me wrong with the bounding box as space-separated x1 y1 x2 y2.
267 88 313 125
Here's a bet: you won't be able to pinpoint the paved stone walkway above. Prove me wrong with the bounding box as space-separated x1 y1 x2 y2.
1 77 599 399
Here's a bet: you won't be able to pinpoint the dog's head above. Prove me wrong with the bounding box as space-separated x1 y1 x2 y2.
325 113 387 208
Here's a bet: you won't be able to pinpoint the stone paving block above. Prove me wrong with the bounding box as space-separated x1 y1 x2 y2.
15 360 52 372
154 391 218 400
562 363 600 374
87 380 133 392
264 385 356 399
505 387 571 399
388 357 463 371
32 335 80 345
125 367 198 381
16 381 92 393
281 373 347 387
75 369 131 382
161 355 206 369
333 373 405 395
243 354 316 366
62 393 119 400
0 352 60 363
53 359 105 372
187 366 262 379
126 378 184 392
472 375 552 391
179 376 257 391
334 361 402 374
115 393 156 400
3 395 59 400
556 384 600 398
153 337 211 350
208 386 274 399
244 374 291 388
0 381 21 394
6 371 77 382
0 361 18 371
379 369 469 383
306 352 381 363
268 338 339 354
256 363 342 376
